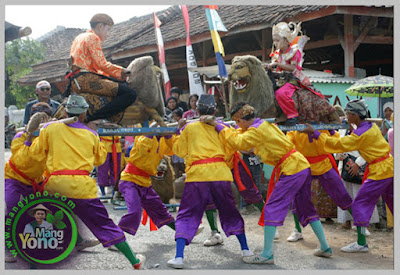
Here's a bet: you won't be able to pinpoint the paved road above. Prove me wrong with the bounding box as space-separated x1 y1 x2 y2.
4 149 394 270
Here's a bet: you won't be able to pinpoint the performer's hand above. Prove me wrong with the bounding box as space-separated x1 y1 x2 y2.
336 153 347 161
86 120 99 131
301 123 315 134
199 115 217 126
348 162 360 177
178 118 187 129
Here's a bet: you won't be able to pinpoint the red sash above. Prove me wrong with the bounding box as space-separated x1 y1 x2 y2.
41 170 90 193
8 160 40 193
192 157 224 166
361 154 390 184
141 209 157 231
258 149 296 226
305 154 340 176
101 137 121 182
124 163 150 178
233 152 258 192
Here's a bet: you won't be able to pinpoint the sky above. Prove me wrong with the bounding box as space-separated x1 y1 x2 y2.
5 5 172 39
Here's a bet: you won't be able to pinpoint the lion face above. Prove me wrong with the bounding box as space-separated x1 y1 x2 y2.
228 60 252 94
151 158 168 180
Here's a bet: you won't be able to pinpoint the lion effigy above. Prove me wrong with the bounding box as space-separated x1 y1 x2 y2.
66 56 166 126
229 21 339 125
151 156 175 204
229 55 339 125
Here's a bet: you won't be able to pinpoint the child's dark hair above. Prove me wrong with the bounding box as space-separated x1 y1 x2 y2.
230 102 255 120
172 107 184 118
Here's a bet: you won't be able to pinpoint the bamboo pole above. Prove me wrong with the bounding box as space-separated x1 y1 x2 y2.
16 117 78 132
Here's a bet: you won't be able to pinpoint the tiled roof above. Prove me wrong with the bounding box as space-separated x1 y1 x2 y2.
114 5 328 53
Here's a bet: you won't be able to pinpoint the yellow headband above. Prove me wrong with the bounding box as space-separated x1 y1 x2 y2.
233 104 255 120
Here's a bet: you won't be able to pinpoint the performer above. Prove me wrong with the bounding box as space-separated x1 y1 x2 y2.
266 22 324 126
117 134 177 235
27 95 145 269
98 135 122 198
67 13 136 123
167 95 253 269
302 99 393 253
202 102 333 264
285 129 353 242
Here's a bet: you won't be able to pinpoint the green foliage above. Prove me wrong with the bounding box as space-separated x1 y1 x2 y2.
5 38 46 108
47 210 66 230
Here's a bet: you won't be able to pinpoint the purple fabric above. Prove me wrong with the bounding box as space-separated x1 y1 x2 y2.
12 131 24 141
216 123 225 133
250 118 263 129
312 130 321 140
70 198 126 247
308 133 313 143
353 121 372 136
329 129 336 136
264 168 319 227
67 121 98 137
313 168 352 210
24 140 32 146
233 161 263 204
175 181 245 245
5 179 34 213
352 177 393 227
118 180 174 235
97 153 121 187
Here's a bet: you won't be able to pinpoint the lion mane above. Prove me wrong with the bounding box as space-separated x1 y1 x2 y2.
229 55 275 117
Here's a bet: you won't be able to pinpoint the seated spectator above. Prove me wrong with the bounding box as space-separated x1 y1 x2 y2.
171 87 188 112
183 94 199 120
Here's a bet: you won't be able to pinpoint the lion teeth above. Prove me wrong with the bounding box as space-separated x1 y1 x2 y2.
234 80 246 90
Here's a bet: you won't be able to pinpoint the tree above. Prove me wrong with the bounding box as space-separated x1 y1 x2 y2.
5 38 45 108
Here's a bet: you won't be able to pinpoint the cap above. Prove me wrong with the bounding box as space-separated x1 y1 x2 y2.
170 87 183 95
197 94 216 108
28 204 52 217
65 95 89 115
90 13 114 26
36 80 51 89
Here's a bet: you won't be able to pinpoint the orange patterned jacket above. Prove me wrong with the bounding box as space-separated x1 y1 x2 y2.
70 30 123 79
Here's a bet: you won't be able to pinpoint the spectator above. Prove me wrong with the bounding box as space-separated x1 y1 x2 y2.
171 87 188 112
165 96 178 123
183 94 199 120
380 101 393 141
23 80 60 125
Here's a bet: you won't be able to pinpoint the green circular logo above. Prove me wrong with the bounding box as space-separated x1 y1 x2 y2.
5 193 78 265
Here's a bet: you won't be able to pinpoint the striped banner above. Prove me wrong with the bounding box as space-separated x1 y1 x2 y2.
153 12 172 98
204 5 228 78
181 5 204 95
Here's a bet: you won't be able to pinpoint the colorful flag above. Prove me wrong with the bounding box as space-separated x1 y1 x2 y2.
153 12 172 98
181 5 204 95
204 5 227 78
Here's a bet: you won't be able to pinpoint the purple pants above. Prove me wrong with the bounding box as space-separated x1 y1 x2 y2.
70 198 126 247
5 178 33 212
206 163 263 211
97 153 121 187
353 177 393 227
118 180 174 235
264 168 319 227
176 181 245 245
313 167 353 210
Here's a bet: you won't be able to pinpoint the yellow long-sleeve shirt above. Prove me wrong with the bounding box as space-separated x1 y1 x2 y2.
100 136 122 153
315 122 392 181
5 132 45 185
173 121 233 182
287 130 340 176
29 121 107 199
217 118 309 176
120 136 174 187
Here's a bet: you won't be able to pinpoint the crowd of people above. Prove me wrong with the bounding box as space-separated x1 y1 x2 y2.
4 13 394 270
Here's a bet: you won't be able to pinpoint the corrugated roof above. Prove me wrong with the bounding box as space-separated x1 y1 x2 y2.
303 68 357 83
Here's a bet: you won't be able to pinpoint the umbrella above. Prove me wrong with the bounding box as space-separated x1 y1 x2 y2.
345 75 393 98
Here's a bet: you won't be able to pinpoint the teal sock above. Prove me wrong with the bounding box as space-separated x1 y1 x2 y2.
310 220 330 250
254 201 265 212
114 241 139 265
261 226 275 258
357 226 367 245
167 221 176 231
293 213 302 233
205 209 219 233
